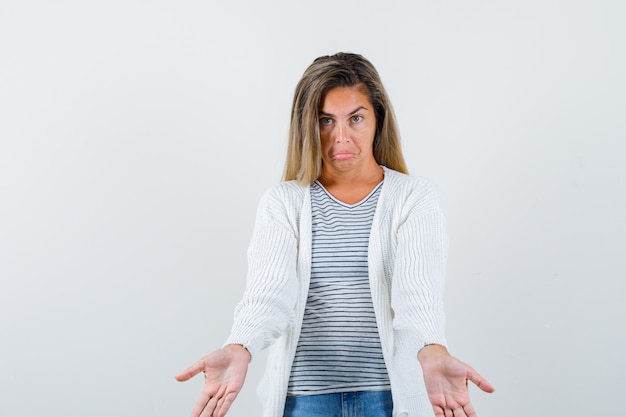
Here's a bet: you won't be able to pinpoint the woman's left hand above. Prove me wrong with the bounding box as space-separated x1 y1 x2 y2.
418 344 495 417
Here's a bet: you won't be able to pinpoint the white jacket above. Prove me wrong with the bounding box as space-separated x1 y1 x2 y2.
226 167 448 417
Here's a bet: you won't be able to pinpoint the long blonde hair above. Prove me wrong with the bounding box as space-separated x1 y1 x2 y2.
283 52 408 185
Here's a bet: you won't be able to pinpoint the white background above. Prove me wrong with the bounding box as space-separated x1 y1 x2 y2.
1 1 624 416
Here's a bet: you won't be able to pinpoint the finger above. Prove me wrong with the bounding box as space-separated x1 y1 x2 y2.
205 386 227 417
214 392 237 417
466 368 495 393
444 407 454 417
462 402 478 417
214 392 227 417
190 392 211 417
175 360 206 382
199 395 218 417
452 406 466 417
432 405 446 417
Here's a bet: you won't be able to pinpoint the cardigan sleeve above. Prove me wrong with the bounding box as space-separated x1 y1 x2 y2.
224 186 300 357
390 182 448 351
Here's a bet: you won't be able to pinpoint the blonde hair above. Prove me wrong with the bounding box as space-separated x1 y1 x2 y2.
283 52 408 185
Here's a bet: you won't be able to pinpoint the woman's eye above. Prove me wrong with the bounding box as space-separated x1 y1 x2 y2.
320 118 333 126
351 115 363 123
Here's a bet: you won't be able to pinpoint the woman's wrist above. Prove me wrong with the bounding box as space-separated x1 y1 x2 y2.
224 343 252 362
417 343 449 364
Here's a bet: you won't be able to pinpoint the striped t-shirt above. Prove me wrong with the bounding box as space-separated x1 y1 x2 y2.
287 180 391 396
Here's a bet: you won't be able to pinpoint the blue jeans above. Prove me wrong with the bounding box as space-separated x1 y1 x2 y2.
283 390 393 417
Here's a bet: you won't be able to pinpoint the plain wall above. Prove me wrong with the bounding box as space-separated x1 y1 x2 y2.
1 1 624 416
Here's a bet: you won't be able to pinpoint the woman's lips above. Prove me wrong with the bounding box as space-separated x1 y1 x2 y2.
333 152 355 160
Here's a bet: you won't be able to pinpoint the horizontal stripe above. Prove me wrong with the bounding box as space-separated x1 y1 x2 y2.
288 181 390 395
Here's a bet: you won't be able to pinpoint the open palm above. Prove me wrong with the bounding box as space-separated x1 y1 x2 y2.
420 346 494 417
176 345 250 417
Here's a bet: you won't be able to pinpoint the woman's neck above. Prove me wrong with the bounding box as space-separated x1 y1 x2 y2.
318 163 384 205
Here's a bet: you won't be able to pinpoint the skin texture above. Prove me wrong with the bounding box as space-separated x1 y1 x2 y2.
175 85 494 417
317 85 384 204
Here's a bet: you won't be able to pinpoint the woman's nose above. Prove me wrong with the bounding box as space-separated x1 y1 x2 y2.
335 124 350 143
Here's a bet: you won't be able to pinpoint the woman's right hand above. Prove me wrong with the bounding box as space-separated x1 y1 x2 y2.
175 344 251 417
418 344 494 417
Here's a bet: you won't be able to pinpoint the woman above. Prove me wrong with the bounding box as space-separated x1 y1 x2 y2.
176 52 494 417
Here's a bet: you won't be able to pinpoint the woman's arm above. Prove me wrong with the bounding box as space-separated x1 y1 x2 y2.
176 185 302 417
223 187 300 355
392 181 494 416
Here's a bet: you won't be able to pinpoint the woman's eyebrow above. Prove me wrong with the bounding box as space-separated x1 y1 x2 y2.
319 106 369 117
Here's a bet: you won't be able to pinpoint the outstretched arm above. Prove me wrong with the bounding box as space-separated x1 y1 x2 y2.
418 344 495 417
175 344 251 417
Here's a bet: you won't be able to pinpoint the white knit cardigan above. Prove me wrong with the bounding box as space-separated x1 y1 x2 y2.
225 167 448 417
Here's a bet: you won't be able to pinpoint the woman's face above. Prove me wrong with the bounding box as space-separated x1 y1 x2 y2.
318 85 377 176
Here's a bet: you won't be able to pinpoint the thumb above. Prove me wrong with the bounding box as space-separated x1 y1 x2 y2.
466 366 495 393
174 359 205 382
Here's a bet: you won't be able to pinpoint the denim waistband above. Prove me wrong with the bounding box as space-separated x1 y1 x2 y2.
284 390 393 417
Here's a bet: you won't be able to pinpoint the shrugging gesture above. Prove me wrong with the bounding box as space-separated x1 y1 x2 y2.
176 52 494 417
